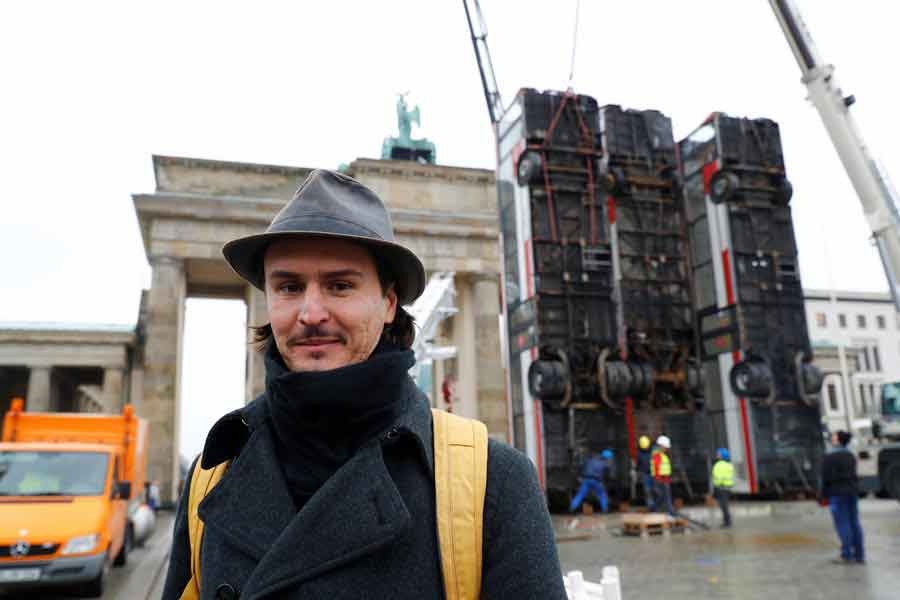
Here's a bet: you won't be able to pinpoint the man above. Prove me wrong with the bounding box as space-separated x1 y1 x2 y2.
821 430 865 564
652 435 675 515
711 448 734 528
635 435 654 510
161 170 567 599
569 449 613 514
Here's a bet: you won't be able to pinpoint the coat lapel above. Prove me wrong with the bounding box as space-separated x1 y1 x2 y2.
198 426 297 561
243 440 412 599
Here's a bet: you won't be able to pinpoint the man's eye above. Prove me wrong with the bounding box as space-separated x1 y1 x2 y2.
330 281 353 292
278 283 300 293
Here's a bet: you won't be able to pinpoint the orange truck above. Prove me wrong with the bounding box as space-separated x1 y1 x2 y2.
0 398 149 597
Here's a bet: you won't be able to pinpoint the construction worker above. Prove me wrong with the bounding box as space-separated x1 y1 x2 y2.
712 448 734 528
569 449 614 514
652 435 675 515
636 435 654 510
822 430 865 564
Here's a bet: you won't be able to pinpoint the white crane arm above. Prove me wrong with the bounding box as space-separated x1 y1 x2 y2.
769 0 900 310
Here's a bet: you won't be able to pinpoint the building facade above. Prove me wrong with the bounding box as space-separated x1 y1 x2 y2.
0 322 137 416
805 289 899 433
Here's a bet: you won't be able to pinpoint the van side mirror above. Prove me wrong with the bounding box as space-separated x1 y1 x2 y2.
114 481 132 499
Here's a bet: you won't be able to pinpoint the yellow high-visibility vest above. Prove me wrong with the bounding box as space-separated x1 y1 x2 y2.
652 449 671 478
712 459 735 488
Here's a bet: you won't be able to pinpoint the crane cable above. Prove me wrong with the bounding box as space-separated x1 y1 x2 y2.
567 0 582 88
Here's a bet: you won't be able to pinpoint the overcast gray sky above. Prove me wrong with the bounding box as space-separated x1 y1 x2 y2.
2 1 898 459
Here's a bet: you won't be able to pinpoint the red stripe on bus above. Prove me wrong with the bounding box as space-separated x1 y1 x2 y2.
737 391 757 494
534 399 545 489
722 250 736 305
524 239 534 297
702 163 718 195
625 397 636 461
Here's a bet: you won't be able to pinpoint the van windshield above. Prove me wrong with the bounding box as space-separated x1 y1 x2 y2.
0 451 109 497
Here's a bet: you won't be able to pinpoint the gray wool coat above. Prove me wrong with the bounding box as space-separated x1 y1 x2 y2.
161 378 567 600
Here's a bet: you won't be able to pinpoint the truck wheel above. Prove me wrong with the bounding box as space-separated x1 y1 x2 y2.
80 570 105 598
113 525 132 567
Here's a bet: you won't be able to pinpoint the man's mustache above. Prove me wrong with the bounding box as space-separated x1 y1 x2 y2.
287 326 346 345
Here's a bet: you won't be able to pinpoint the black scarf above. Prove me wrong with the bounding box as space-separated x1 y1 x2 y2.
264 338 415 509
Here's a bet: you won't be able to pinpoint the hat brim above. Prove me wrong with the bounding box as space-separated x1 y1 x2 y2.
222 231 426 306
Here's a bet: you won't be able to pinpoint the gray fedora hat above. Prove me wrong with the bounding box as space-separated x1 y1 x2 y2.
222 169 426 305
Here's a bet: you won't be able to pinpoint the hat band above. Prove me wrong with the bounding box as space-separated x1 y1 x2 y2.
270 214 389 242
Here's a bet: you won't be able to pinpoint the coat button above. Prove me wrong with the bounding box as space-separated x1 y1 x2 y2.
215 583 238 600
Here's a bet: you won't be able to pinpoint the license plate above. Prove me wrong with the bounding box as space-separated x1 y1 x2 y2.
0 567 42 582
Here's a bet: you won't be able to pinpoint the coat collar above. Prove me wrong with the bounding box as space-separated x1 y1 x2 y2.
198 426 413 598
199 376 436 477
196 366 438 596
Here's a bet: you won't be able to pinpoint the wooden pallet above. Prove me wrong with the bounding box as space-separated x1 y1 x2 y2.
621 513 688 538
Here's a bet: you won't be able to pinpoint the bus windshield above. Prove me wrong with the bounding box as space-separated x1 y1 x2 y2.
0 451 109 497
882 382 900 416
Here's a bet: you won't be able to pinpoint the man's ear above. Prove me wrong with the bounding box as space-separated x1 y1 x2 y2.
384 284 398 324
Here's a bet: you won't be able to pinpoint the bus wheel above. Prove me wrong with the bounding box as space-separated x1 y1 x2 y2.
710 171 739 203
517 151 544 186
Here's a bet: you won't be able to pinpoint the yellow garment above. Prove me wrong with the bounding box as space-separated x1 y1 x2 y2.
180 409 488 600
652 449 671 478
638 436 650 450
712 459 735 489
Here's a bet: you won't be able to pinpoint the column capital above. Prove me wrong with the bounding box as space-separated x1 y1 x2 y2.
149 255 185 269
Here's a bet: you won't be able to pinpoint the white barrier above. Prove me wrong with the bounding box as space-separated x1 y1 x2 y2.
563 567 621 600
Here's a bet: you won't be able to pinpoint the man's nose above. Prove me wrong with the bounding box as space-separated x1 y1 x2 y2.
298 285 329 325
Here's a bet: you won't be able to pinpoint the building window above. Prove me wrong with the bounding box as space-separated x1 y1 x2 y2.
815 312 827 327
857 314 867 329
873 344 882 372
858 383 866 414
862 347 871 371
839 314 847 328
870 384 877 412
877 315 886 330
827 383 838 412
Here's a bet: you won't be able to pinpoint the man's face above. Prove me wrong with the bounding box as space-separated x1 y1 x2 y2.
264 237 398 372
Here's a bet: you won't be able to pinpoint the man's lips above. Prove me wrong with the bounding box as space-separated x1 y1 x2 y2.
291 337 342 348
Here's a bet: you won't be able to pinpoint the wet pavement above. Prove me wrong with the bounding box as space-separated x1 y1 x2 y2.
556 499 900 600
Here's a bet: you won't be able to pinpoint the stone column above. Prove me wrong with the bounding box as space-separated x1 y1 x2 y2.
142 256 186 505
101 368 124 413
26 366 52 412
432 356 445 410
452 275 478 420
475 276 507 440
245 286 268 402
129 368 144 414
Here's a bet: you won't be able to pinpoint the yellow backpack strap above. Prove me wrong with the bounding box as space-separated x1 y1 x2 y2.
179 458 229 600
431 408 489 600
